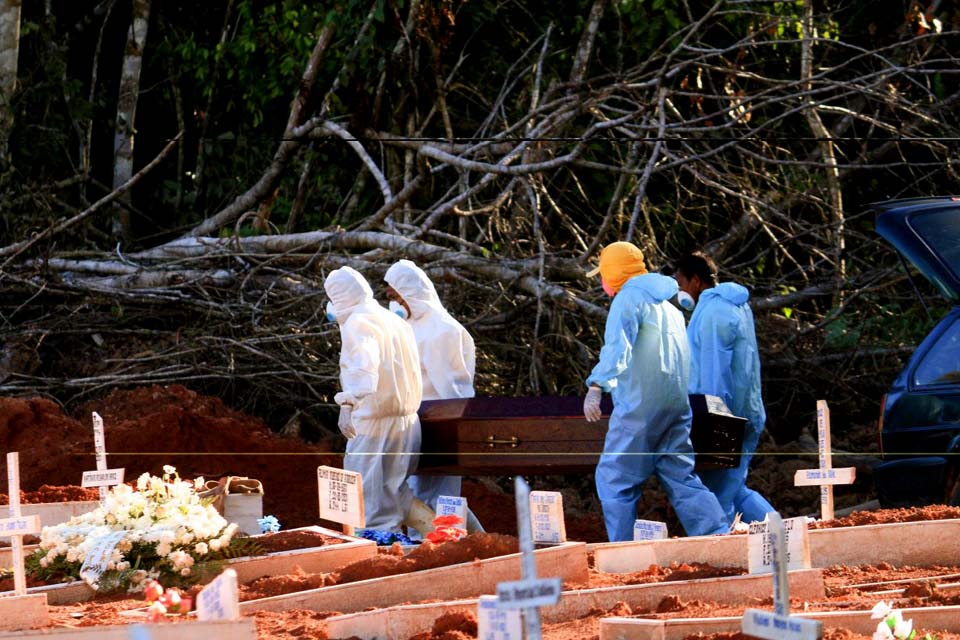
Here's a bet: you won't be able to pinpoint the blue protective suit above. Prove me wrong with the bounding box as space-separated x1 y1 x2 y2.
687 282 774 524
586 273 728 541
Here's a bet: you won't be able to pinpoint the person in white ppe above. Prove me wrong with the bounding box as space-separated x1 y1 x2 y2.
324 266 435 533
384 259 484 533
583 242 728 542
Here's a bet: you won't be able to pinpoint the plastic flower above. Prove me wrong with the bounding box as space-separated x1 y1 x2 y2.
258 515 281 534
872 601 893 620
146 600 167 623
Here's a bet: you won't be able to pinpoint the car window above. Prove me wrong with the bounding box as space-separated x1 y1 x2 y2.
913 317 960 387
911 210 960 281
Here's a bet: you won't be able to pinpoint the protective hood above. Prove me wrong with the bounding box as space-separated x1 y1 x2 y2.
700 282 750 306
874 197 960 301
384 260 444 319
324 266 375 321
619 272 678 303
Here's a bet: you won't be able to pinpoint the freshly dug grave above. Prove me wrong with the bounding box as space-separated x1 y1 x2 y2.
239 533 518 601
569 561 746 590
811 505 960 528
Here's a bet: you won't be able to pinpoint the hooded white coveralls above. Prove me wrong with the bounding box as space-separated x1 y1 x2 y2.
384 260 481 529
324 266 423 531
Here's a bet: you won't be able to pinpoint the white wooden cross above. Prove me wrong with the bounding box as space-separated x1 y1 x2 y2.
0 453 48 631
741 511 823 639
2 452 42 596
793 400 856 521
490 477 562 640
87 412 125 502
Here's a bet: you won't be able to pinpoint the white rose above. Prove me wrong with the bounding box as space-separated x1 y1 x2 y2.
208 539 222 552
156 542 172 557
163 465 177 475
180 567 191 576
194 542 209 556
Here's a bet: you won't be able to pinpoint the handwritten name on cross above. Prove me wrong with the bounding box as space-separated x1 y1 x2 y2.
3 452 43 596
793 400 855 521
740 511 823 640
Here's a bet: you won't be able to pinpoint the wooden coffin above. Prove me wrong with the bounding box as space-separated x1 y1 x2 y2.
416 395 744 476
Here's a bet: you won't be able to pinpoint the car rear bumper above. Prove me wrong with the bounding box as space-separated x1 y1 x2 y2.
874 456 946 507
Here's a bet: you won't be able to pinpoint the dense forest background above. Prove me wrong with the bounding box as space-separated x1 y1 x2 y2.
0 0 958 453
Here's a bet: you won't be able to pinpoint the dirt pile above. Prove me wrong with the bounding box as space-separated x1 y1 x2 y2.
0 385 340 528
0 485 100 504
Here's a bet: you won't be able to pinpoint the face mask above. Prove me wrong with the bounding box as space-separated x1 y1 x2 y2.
601 279 617 297
677 291 696 311
325 302 337 323
389 300 409 320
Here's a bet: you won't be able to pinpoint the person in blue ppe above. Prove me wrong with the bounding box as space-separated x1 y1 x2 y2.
384 259 484 534
583 242 728 542
673 252 774 525
324 266 436 534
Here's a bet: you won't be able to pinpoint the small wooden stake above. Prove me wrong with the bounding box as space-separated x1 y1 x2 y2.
793 401 855 521
0 452 49 631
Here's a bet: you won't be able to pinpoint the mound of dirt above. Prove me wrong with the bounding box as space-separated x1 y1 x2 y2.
0 385 340 528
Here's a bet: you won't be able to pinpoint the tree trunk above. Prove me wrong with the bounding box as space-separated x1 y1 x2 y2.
0 0 22 162
111 0 152 243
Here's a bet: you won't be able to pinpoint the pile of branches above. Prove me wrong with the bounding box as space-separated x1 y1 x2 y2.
1 0 957 433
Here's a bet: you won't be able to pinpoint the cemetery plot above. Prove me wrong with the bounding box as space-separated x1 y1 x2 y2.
238 540 588 615
0 620 258 640
321 569 826 640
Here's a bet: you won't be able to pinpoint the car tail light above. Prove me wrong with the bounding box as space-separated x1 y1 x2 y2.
877 394 887 458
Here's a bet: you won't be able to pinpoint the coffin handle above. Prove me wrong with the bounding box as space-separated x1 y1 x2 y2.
486 435 520 448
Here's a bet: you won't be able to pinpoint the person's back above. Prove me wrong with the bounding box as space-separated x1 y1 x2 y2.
688 283 765 430
340 300 423 422
384 260 482 533
325 266 425 532
584 242 728 542
674 252 773 525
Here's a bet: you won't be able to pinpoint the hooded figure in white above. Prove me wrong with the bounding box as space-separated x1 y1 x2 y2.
324 266 430 532
384 260 484 533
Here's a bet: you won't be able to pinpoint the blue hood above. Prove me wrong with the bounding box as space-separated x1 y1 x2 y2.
701 282 750 306
620 272 678 302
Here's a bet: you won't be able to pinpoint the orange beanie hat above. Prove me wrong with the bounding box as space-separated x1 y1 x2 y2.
586 242 648 294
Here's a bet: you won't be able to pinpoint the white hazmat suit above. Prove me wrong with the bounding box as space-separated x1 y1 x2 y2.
324 266 424 531
384 260 484 533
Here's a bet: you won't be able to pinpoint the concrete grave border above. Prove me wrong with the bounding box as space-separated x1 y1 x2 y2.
598 604 960 640
0 619 257 639
239 541 590 615
0 593 49 632
592 518 960 573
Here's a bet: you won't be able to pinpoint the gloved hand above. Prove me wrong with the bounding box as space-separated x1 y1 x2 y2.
583 386 603 423
338 404 357 439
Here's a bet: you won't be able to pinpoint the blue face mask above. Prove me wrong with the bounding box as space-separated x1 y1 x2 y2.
325 302 337 323
389 300 409 320
677 291 696 311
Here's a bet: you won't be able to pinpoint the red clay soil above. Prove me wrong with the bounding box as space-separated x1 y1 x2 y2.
812 505 960 528
239 532 518 601
257 530 345 553
409 611 478 640
0 386 341 529
0 485 100 504
569 562 746 590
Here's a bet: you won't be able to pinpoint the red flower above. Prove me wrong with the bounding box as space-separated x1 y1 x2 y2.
432 514 464 528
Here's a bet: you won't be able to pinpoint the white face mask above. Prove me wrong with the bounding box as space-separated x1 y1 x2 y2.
389 300 409 320
677 291 696 311
325 301 338 323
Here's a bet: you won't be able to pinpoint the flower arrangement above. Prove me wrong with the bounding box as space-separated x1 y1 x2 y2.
26 466 245 593
871 601 937 640
425 514 468 543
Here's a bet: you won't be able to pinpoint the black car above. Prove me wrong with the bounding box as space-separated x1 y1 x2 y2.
872 197 960 507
